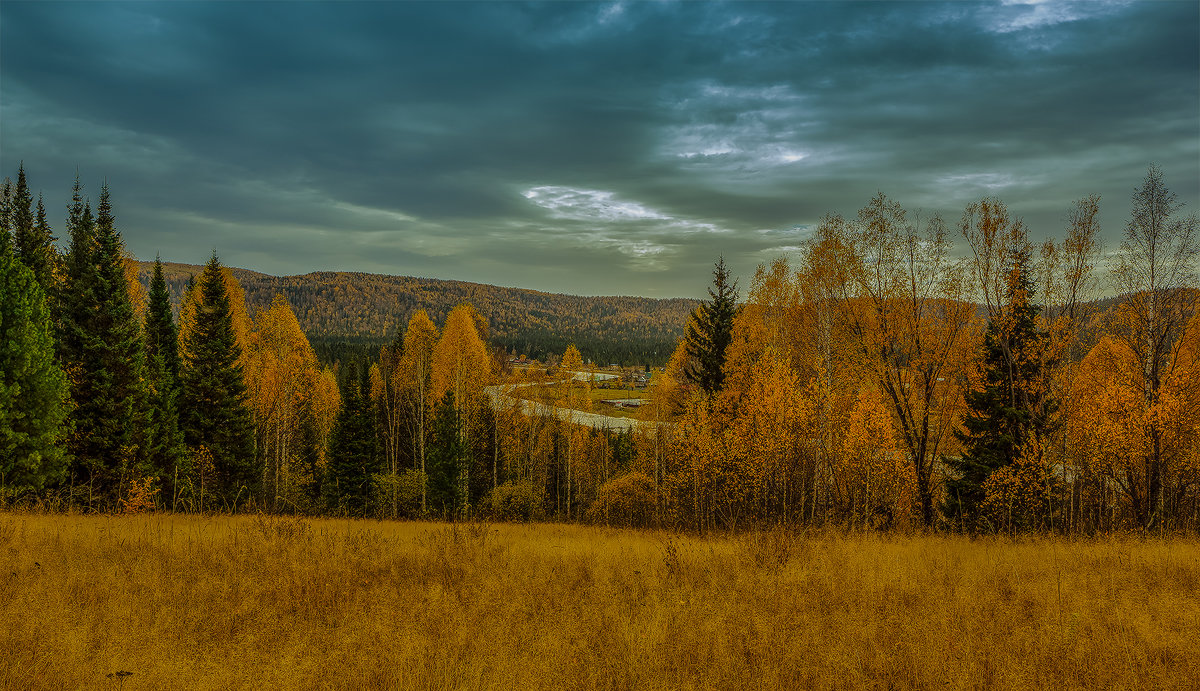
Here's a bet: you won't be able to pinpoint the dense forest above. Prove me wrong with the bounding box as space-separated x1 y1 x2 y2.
136 261 696 367
2 164 1197 534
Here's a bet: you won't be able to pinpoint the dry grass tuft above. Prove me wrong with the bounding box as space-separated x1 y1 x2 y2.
1 513 1197 689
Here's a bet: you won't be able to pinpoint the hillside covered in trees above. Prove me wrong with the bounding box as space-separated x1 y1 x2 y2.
3 163 1198 534
136 262 696 366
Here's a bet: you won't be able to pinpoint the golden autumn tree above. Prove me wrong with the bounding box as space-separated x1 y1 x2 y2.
723 346 812 526
1070 312 1200 530
831 387 914 528
560 343 584 374
667 391 721 531
1031 195 1105 530
300 364 340 505
1097 165 1199 529
810 194 978 526
244 293 328 511
396 309 439 512
553 344 592 518
633 340 687 517
431 303 493 512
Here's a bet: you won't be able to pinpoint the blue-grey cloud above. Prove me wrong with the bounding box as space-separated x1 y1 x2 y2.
2 0 1196 298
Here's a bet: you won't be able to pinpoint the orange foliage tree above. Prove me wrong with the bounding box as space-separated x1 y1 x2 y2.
244 294 336 511
431 304 493 513
812 194 978 526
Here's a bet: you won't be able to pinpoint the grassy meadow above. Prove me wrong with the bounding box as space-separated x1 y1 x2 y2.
1 513 1198 690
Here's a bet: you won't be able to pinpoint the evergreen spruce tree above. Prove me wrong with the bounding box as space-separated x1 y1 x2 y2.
683 257 739 394
10 166 35 268
426 391 464 517
58 180 106 502
32 195 60 290
0 240 70 494
297 413 325 507
945 246 1058 529
9 166 57 296
57 183 147 505
93 183 148 468
145 257 181 385
325 362 380 514
143 257 185 493
0 178 12 254
179 254 256 504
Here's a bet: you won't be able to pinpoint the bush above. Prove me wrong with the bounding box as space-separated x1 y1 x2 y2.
372 469 427 519
588 472 656 528
481 481 545 522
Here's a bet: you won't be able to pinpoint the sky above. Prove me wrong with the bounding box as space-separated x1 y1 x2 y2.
2 1 1197 299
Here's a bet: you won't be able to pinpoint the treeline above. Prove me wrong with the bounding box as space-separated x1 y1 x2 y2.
649 168 1199 534
0 165 639 518
137 261 694 367
2 164 1197 534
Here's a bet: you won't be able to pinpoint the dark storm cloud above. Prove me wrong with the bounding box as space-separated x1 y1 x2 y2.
2 1 1196 297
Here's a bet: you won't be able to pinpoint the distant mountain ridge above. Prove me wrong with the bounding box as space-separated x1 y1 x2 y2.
136 261 698 366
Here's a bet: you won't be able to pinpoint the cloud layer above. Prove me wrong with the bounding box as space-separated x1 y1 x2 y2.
2 1 1196 297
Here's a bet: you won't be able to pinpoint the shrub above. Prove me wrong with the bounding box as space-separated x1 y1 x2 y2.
588 472 656 528
372 469 427 519
481 481 545 522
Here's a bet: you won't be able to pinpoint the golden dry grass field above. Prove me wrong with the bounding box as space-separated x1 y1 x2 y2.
1 513 1197 690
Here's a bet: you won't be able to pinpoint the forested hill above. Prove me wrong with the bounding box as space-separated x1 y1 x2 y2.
136 261 698 366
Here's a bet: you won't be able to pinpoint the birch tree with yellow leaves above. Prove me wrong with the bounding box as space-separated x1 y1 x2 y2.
396 309 438 512
812 194 977 526
244 294 333 511
1071 166 1199 529
431 303 493 513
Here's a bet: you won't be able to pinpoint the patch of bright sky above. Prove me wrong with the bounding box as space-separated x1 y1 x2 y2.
990 0 1131 33
523 186 670 222
661 81 814 170
522 185 728 235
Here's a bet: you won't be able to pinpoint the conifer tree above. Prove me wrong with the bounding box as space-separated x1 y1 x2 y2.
57 180 139 504
10 167 35 266
145 257 181 385
21 198 58 299
684 257 739 394
57 178 96 383
945 245 1057 529
0 240 70 494
325 362 379 513
143 257 185 491
180 254 256 503
9 166 32 242
0 178 12 253
8 167 57 296
427 390 465 517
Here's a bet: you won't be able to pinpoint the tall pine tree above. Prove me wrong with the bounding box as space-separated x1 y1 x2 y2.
325 361 380 514
32 195 60 290
426 390 465 518
9 166 57 295
57 183 147 506
945 244 1058 529
144 257 185 495
145 257 181 384
0 238 70 494
684 257 739 394
0 178 12 254
179 254 256 504
58 181 103 501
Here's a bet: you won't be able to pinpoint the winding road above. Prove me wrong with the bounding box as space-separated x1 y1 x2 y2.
484 384 652 433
